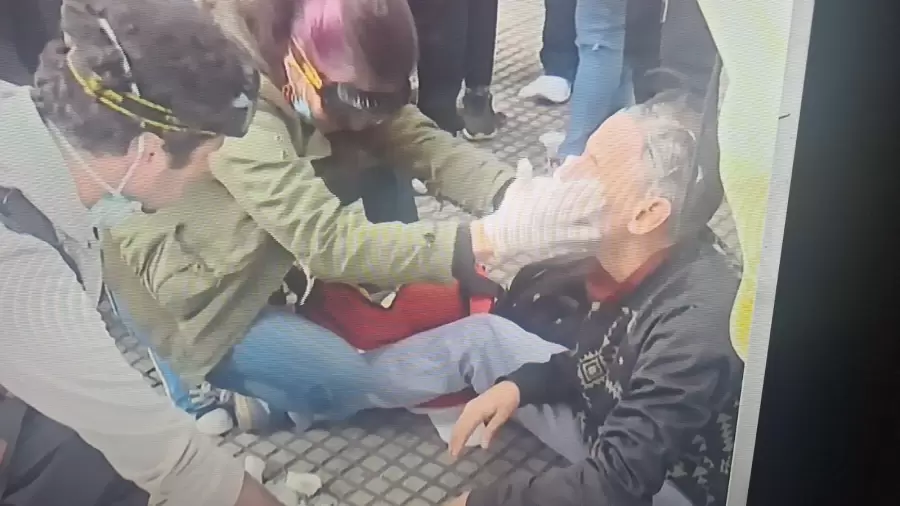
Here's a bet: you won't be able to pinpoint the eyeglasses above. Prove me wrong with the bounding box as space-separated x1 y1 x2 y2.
283 41 411 126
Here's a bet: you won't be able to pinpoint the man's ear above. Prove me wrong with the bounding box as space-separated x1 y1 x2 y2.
627 196 672 235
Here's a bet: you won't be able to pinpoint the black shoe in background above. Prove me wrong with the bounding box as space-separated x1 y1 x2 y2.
460 87 507 141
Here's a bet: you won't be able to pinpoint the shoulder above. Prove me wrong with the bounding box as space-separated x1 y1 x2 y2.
213 100 299 166
640 244 742 362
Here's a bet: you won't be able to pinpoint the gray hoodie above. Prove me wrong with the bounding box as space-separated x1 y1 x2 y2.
0 80 245 506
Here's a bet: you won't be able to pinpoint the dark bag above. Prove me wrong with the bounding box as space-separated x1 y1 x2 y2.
0 186 148 505
0 397 147 506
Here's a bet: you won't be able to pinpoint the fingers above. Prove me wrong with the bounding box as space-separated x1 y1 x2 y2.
481 410 507 449
449 404 489 459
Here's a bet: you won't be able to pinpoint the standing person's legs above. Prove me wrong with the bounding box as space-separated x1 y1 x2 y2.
558 0 630 158
519 0 579 104
462 0 498 91
541 0 579 82
459 0 506 140
408 0 467 134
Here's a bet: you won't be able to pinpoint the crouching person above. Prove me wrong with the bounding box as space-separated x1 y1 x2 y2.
361 88 744 506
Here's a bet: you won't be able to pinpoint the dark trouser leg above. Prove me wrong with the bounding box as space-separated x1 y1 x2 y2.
2 405 147 506
408 0 467 133
5 0 60 73
626 7 662 103
540 0 579 82
463 0 499 89
0 5 30 86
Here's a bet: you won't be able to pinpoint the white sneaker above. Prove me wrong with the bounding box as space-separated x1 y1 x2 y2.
518 75 572 104
195 407 235 435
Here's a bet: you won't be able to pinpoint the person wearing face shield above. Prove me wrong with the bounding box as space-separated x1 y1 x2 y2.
0 1 298 505
345 85 743 506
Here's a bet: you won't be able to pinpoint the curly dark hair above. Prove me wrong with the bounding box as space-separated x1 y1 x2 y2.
31 0 257 168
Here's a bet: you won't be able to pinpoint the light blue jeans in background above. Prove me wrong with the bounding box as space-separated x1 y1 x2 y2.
559 0 634 158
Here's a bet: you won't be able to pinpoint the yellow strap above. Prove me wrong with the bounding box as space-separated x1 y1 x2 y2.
65 54 217 136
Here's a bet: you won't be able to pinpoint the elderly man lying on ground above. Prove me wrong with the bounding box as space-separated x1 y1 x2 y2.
360 88 744 506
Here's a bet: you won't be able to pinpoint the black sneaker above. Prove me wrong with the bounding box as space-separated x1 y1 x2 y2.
460 88 507 141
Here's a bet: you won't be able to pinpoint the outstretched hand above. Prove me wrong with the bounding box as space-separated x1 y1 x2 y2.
448 381 521 459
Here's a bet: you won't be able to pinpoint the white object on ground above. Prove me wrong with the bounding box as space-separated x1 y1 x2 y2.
246 456 323 505
539 131 566 161
411 178 428 194
518 76 572 104
244 455 266 483
285 471 323 497
409 405 485 448
515 158 534 181
195 407 234 436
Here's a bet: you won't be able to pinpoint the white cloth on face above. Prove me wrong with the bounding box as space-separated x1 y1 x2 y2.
481 159 607 263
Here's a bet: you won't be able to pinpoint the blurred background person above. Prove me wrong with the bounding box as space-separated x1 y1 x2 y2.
408 0 506 140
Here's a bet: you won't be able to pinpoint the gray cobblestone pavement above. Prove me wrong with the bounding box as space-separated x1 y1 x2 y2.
106 1 739 503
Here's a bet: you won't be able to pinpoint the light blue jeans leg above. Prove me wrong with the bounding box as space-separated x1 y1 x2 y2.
205 307 385 425
364 314 697 505
558 0 630 158
362 314 589 460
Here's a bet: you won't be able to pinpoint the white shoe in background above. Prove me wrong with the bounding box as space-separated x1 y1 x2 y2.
518 75 572 104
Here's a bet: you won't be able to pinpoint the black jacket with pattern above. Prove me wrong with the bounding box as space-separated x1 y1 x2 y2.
468 229 744 506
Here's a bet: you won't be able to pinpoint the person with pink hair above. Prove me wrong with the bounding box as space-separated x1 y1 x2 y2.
102 0 602 435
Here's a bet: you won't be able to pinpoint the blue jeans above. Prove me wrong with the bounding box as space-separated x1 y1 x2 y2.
115 303 398 422
113 167 423 421
540 0 578 82
559 0 633 158
360 314 695 506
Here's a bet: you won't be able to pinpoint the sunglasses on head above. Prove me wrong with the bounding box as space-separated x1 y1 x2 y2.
284 42 411 125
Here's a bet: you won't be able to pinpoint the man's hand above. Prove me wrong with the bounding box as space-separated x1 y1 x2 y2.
449 381 521 459
444 491 471 506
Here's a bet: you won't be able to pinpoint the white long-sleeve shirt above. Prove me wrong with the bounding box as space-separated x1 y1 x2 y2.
0 81 245 505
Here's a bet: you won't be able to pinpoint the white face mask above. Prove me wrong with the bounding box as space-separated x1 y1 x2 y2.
48 121 146 229
292 97 314 123
61 22 147 229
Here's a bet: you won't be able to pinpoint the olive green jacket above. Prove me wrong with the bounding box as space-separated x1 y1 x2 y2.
101 75 514 382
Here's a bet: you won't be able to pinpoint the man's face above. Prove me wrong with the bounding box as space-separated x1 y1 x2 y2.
555 113 650 237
